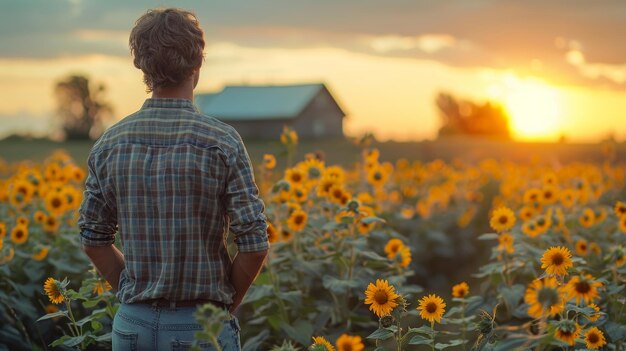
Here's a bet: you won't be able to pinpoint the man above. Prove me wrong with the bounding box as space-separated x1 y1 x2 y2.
78 8 269 350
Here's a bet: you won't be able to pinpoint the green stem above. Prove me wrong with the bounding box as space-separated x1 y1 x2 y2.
431 321 435 351
64 299 80 338
461 301 467 351
210 335 223 351
266 260 289 323
396 314 402 351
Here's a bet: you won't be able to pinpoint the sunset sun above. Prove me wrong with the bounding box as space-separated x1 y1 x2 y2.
488 74 563 141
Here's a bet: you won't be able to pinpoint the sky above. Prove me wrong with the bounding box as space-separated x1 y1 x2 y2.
1 0 625 142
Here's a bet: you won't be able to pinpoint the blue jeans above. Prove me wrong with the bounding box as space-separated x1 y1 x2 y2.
112 303 241 351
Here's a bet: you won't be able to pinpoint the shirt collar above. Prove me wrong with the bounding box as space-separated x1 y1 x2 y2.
141 98 199 113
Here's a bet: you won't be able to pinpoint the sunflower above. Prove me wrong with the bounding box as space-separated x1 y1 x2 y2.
619 215 626 233
541 186 559 205
564 274 602 305
554 320 581 346
400 207 415 219
310 336 335 351
8 179 35 208
357 220 376 235
0 222 6 239
284 167 307 187
397 246 411 268
43 277 64 304
586 303 601 322
417 294 446 324
263 154 276 170
584 327 606 350
367 165 388 188
299 158 325 181
452 282 470 298
364 279 400 317
0 248 15 264
575 239 589 256
10 225 28 245
384 238 405 259
33 210 46 223
93 281 112 295
45 190 67 217
45 304 59 315
287 210 308 232
579 207 595 228
280 229 293 242
43 215 60 234
323 166 346 183
614 201 626 217
523 188 542 204
524 277 565 318
328 185 348 205
267 222 279 244
60 186 82 210
497 233 514 254
540 246 573 276
32 247 49 261
317 176 339 198
290 185 308 203
16 216 28 227
489 206 516 232
335 334 364 351
521 221 541 238
560 189 577 208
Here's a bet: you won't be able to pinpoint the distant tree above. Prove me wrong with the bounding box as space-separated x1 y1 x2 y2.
54 75 113 140
436 92 511 140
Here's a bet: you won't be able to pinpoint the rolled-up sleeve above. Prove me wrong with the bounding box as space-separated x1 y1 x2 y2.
78 154 117 247
225 135 269 253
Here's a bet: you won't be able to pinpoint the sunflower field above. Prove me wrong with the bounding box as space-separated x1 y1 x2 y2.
1 132 625 351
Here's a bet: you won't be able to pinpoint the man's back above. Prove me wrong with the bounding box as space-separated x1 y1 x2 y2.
81 98 268 304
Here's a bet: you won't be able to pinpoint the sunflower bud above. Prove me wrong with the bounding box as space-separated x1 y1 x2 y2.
380 314 394 328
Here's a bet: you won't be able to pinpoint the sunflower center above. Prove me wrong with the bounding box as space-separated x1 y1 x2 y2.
588 332 599 343
15 229 24 238
374 290 389 305
544 191 553 199
340 342 353 351
294 215 304 225
374 172 382 181
51 198 62 208
575 281 591 294
426 302 438 313
537 287 559 308
499 215 508 224
537 218 546 226
551 253 564 266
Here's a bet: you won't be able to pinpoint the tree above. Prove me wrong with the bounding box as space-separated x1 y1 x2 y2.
436 92 511 140
54 75 113 140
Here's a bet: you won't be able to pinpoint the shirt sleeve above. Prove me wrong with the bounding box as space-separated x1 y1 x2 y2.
224 133 269 253
78 153 118 247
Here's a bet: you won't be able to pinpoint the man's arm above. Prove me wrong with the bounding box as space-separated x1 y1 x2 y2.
83 245 126 292
229 249 268 312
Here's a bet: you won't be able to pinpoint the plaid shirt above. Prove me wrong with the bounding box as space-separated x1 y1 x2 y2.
78 98 268 304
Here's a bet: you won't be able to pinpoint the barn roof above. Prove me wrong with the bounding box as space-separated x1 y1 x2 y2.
195 83 335 121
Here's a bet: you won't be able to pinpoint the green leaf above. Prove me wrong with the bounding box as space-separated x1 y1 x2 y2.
359 250 388 261
367 327 395 340
280 319 313 346
276 291 302 306
322 275 360 294
408 336 432 345
605 321 626 342
499 284 525 312
492 338 528 351
477 233 499 240
360 216 385 224
36 310 68 322
242 285 273 304
91 320 103 332
62 334 88 347
435 339 466 350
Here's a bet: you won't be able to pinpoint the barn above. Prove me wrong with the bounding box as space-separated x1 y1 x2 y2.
195 83 346 140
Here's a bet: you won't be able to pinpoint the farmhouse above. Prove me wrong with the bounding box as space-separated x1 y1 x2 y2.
195 83 346 140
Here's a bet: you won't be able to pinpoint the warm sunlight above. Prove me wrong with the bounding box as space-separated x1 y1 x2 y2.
487 73 563 141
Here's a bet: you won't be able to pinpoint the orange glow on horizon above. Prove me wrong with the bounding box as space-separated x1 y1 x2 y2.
487 73 563 141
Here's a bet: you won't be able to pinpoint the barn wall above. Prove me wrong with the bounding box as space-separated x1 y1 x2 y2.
292 89 344 139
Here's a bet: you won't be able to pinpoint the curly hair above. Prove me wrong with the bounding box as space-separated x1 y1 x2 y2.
129 8 205 92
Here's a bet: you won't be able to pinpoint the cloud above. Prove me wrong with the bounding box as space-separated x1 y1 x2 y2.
1 0 626 90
